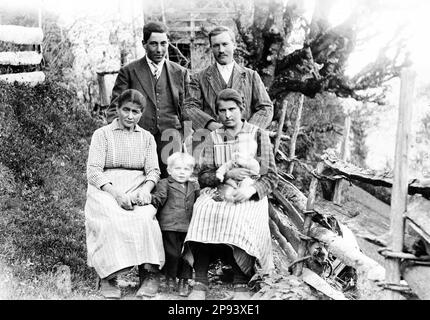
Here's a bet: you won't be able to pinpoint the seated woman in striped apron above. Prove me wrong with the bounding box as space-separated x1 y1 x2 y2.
184 88 278 300
85 89 165 299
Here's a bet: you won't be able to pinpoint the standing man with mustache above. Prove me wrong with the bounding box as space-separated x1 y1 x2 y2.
107 22 189 179
183 26 273 132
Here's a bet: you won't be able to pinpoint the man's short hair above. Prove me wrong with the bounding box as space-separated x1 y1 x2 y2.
208 26 236 45
143 21 169 43
118 89 146 111
215 88 244 114
167 152 196 169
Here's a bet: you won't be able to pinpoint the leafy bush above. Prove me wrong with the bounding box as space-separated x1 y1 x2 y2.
0 81 102 283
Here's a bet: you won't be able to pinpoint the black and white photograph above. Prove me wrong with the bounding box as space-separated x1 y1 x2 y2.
0 0 429 306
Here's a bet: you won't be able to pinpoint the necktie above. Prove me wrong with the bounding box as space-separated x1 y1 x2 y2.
151 62 159 80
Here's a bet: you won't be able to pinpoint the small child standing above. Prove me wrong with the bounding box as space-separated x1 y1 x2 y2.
151 152 200 297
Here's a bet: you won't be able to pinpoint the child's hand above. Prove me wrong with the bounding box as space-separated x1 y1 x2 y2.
216 170 225 182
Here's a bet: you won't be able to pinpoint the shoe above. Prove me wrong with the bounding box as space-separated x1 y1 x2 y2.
166 277 177 292
188 282 207 300
99 278 121 299
178 278 190 297
136 272 160 298
232 283 251 300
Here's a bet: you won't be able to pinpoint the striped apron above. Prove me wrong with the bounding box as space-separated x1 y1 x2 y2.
85 169 165 279
184 129 273 276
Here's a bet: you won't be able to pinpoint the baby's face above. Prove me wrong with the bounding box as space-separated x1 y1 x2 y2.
168 162 193 183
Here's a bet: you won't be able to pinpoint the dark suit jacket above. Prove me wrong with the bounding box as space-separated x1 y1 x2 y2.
183 62 273 130
151 177 200 232
106 57 190 135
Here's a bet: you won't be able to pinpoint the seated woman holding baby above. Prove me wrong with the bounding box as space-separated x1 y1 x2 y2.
184 88 278 300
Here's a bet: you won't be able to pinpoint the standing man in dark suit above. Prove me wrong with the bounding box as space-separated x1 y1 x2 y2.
107 22 189 178
183 26 273 132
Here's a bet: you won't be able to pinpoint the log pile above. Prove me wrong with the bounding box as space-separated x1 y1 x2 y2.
267 170 386 300
266 145 430 300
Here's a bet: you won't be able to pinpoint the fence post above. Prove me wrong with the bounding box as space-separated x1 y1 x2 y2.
293 162 324 276
384 67 416 300
97 73 110 107
287 94 304 176
274 97 288 156
333 116 351 205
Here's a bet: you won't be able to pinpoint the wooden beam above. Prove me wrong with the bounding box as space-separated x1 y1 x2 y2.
294 162 324 276
169 27 200 33
321 149 430 196
0 25 43 45
0 52 43 66
273 189 304 228
269 219 297 262
269 203 301 250
0 71 45 86
333 115 351 205
302 268 348 300
268 131 290 140
287 94 304 176
274 98 288 155
385 67 416 300
181 9 236 14
97 74 109 107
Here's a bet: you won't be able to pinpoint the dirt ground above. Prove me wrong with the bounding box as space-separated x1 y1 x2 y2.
116 274 235 301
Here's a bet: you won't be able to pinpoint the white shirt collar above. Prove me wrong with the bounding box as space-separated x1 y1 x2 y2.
216 61 235 84
146 55 165 78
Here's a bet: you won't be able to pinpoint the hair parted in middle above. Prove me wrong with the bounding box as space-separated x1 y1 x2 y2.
215 88 244 114
167 152 196 169
143 21 169 43
118 89 147 111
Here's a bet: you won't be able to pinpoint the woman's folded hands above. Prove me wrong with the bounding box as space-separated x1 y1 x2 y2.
115 192 134 210
102 183 133 210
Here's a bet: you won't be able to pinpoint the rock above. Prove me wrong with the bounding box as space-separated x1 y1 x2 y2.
55 264 72 295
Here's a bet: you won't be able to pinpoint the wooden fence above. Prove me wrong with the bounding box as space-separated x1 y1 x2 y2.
0 24 45 86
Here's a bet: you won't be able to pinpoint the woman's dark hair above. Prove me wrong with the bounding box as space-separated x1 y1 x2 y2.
118 89 146 111
143 21 169 43
215 88 244 114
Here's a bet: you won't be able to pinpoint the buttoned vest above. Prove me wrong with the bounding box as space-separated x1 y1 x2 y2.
140 65 181 135
154 66 180 134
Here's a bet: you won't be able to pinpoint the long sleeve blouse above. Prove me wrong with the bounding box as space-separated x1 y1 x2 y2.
87 119 160 189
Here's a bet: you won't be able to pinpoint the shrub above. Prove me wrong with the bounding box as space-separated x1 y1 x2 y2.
0 81 102 284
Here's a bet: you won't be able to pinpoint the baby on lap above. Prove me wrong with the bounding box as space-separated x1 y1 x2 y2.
215 133 260 202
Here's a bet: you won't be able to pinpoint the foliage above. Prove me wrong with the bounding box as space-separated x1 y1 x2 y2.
234 0 409 107
0 81 102 282
411 112 430 177
274 92 345 192
41 13 75 84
